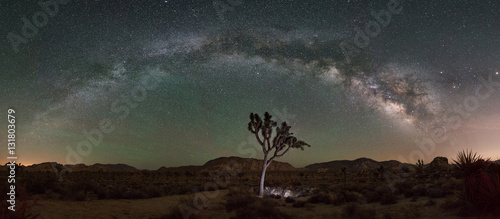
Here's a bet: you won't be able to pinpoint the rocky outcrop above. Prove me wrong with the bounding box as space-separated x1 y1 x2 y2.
428 157 451 172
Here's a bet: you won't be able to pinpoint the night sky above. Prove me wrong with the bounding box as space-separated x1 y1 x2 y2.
1 0 499 169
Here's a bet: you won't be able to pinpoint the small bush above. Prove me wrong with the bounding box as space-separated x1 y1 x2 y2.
394 180 414 195
333 191 359 205
269 194 282 199
410 196 418 202
411 184 427 196
427 188 444 198
365 191 381 203
403 189 414 198
342 203 377 219
226 195 256 212
161 199 202 219
73 190 86 201
232 198 291 219
426 198 436 206
380 192 397 205
285 197 296 203
233 207 258 219
292 201 306 208
308 192 332 204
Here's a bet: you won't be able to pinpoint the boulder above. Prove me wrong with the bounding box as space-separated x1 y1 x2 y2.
428 157 451 172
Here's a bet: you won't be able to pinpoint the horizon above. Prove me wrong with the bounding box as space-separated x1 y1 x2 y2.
13 153 500 171
1 1 500 170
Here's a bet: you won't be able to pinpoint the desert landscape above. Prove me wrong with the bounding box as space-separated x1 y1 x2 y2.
1 151 499 218
2 1 500 218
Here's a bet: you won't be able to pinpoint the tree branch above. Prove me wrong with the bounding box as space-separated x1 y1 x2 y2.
275 146 291 158
254 132 265 151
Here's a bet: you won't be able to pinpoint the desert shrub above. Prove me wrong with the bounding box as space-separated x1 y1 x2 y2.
442 178 462 191
307 192 332 204
425 198 436 206
364 191 380 203
427 187 445 198
393 180 414 195
365 186 391 203
226 186 253 197
143 186 162 198
411 184 427 196
73 190 86 201
269 194 282 199
292 200 306 208
160 198 203 219
108 185 127 199
225 194 256 212
382 206 421 219
233 207 258 219
410 196 418 202
339 182 371 194
25 177 56 195
380 192 397 205
230 198 290 219
125 189 148 199
92 185 108 199
257 199 280 216
285 197 296 203
342 203 377 219
440 197 466 210
403 189 414 198
332 191 359 205
342 203 358 217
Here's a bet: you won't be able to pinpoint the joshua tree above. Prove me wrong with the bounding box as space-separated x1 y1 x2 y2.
248 112 310 198
416 159 424 173
377 165 385 181
341 167 347 182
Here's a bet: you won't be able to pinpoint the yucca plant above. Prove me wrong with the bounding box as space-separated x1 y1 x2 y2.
453 150 500 217
453 150 490 202
475 173 500 217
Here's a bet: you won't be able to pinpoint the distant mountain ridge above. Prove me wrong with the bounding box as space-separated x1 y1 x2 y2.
12 162 138 172
5 158 499 173
305 157 409 172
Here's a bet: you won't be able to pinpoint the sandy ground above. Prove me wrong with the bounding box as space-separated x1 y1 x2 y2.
29 190 467 219
31 192 205 219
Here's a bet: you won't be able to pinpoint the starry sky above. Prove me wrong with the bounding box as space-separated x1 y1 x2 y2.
1 0 500 169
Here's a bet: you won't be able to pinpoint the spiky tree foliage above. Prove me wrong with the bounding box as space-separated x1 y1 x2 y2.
453 150 490 178
453 150 490 202
416 159 424 172
248 112 310 198
452 149 500 217
475 173 500 217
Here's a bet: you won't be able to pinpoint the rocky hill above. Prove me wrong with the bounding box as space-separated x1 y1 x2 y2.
6 156 494 173
305 157 410 172
19 163 138 172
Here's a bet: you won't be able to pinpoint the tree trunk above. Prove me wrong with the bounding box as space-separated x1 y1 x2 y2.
259 156 271 198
